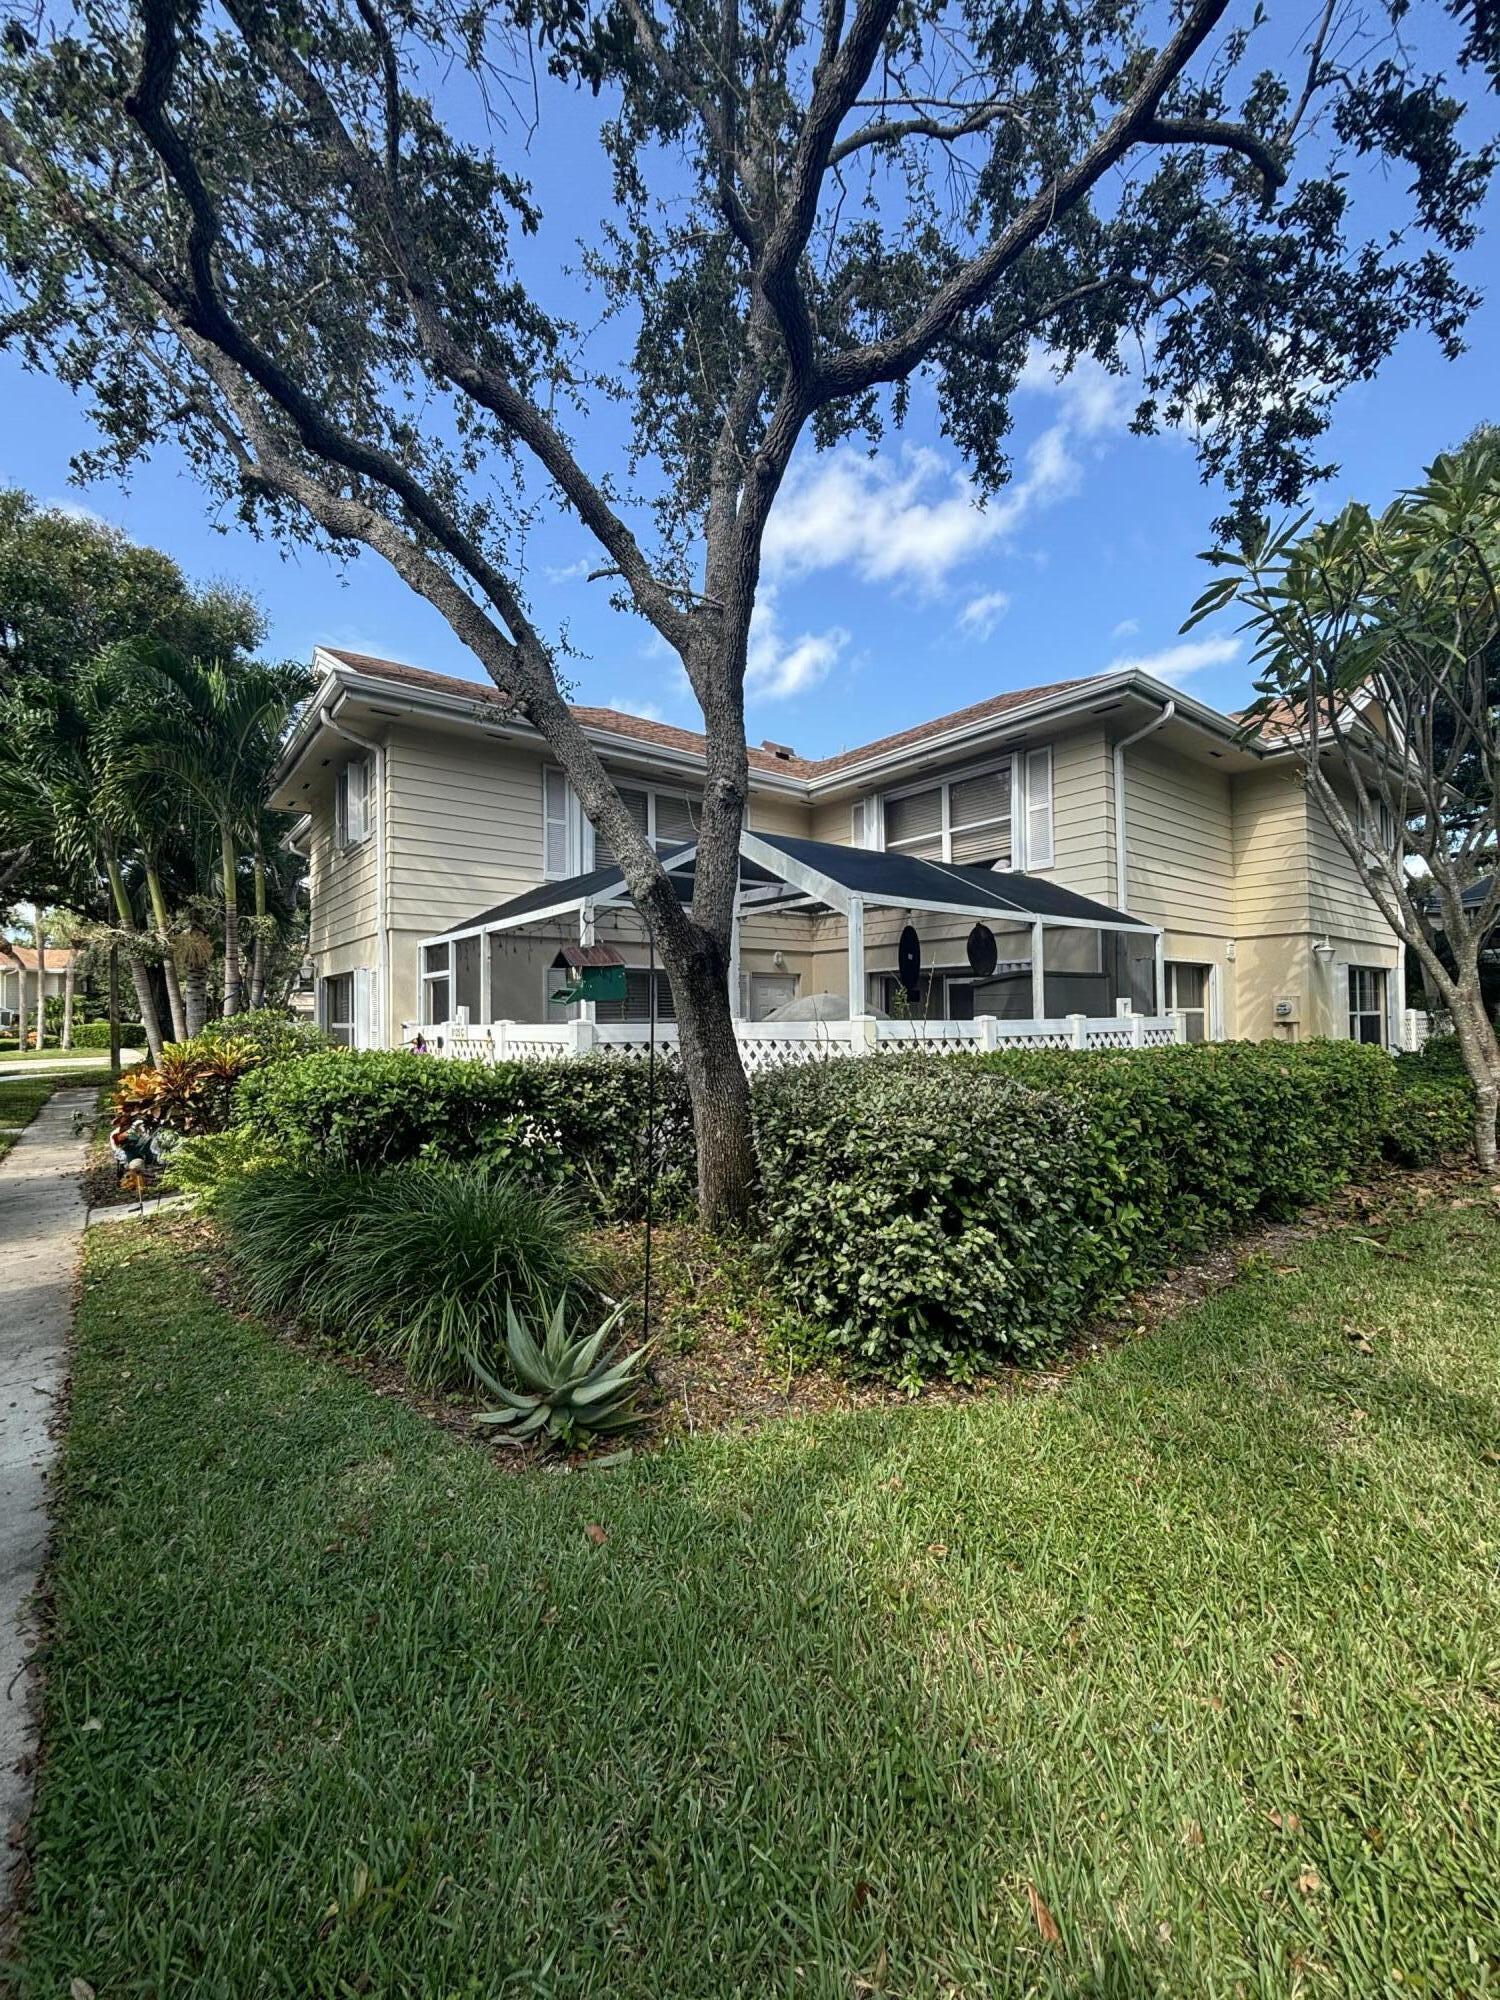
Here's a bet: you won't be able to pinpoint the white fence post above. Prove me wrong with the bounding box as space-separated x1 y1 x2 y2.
1068 1013 1087 1050
1170 1010 1188 1044
1130 1012 1147 1048
978 1014 1001 1053
851 1014 879 1057
569 1018 597 1056
494 1020 512 1061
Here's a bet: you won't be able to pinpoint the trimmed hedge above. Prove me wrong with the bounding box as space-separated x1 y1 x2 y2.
234 1049 694 1221
964 1039 1395 1293
226 1036 1476 1383
68 1020 146 1049
754 1060 1103 1381
1384 1037 1477 1165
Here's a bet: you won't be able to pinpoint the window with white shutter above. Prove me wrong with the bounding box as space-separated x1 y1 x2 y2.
542 767 570 878
335 756 372 848
652 792 698 849
883 760 1014 864
1024 747 1054 869
352 966 374 1048
884 785 944 858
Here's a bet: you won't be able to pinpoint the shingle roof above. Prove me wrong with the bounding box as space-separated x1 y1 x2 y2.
323 649 1100 780
0 945 77 972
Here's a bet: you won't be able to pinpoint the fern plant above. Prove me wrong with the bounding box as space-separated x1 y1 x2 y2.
470 1297 650 1448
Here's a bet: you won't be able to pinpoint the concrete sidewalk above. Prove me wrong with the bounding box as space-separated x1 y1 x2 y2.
0 1087 94 1898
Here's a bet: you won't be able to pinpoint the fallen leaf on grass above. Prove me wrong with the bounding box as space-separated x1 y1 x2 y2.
1296 1867 1322 1897
583 1523 609 1546
70 1982 95 2000
1026 1882 1062 1945
1268 1809 1302 1833
1181 1818 1205 1847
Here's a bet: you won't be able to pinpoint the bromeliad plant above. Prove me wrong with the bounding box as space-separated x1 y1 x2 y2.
470 1298 650 1449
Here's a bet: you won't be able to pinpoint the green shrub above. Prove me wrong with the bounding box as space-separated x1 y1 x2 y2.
965 1039 1395 1287
114 1014 332 1136
70 1020 146 1049
213 1160 593 1389
163 1126 291 1198
1384 1039 1476 1165
754 1058 1104 1383
196 1010 331 1062
235 1049 695 1220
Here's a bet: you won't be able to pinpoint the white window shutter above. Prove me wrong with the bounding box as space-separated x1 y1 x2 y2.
353 966 373 1049
542 767 569 878
1025 747 1054 869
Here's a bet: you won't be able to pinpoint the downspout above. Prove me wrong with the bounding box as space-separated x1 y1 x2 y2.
320 703 389 1047
1113 700 1176 912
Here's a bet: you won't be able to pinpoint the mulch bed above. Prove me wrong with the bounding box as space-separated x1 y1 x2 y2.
141 1161 1491 1476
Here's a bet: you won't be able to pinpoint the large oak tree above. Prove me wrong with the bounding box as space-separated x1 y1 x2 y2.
1 0 1494 1218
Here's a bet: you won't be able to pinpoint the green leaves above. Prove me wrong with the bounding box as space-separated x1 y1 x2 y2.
469 1295 649 1448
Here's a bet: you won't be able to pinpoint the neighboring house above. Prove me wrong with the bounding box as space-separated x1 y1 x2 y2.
0 946 76 1021
269 648 1407 1051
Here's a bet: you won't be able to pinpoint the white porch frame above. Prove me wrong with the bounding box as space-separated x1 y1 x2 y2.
415 829 1165 1034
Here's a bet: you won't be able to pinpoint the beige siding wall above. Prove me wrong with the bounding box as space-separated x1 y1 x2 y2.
1049 730 1113 901
747 787 812 837
306 768 378 962
1306 788 1394 946
1230 765 1308 937
386 725 545 933
1123 739 1234 932
809 795 856 846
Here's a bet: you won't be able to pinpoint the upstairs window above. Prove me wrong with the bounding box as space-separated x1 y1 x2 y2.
884 760 1013 867
592 785 701 867
335 755 372 848
542 767 571 878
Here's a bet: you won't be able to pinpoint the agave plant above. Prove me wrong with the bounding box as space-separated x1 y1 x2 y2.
470 1297 650 1448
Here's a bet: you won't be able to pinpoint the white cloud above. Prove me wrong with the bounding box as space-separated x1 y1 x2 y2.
762 429 1079 597
759 346 1136 604
1111 617 1140 640
544 556 594 584
745 587 849 702
1107 635 1241 684
45 498 112 529
956 589 1010 641
603 693 667 723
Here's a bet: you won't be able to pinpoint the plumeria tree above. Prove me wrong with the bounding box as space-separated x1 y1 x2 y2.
1195 438 1500 1167
1 0 1494 1217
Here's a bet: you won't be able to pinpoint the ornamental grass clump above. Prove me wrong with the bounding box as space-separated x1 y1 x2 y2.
469 1296 650 1448
213 1160 593 1390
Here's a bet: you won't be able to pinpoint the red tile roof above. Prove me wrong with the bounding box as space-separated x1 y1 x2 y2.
0 945 76 972
323 650 1100 780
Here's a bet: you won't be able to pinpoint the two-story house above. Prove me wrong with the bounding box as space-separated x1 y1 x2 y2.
269 648 1405 1051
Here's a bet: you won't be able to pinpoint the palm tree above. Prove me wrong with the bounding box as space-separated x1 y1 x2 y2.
0 685 169 1061
107 644 308 1017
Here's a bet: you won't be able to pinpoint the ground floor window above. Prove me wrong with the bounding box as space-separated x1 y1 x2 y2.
1348 965 1388 1046
321 972 355 1048
1165 961 1212 1042
595 967 676 1025
421 942 452 1024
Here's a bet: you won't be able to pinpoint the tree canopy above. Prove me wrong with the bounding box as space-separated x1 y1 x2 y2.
1 0 1494 1214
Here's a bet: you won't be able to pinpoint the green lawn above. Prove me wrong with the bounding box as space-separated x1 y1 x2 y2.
0 1073 108 1157
16 1197 1500 1999
0 1043 123 1061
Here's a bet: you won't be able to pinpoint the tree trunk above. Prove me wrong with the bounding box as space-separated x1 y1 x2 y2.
60 958 75 1049
658 922 757 1226
145 861 188 1042
104 852 166 1065
1451 986 1500 1172
183 962 208 1037
249 845 267 1010
221 824 242 1018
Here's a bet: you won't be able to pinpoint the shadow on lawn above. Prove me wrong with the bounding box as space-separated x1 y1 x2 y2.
15 1211 1500 2000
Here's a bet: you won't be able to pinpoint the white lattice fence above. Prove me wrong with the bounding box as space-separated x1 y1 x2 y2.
403 1011 1187 1067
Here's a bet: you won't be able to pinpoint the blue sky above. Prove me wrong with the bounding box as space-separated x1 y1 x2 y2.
2 19 1496 759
